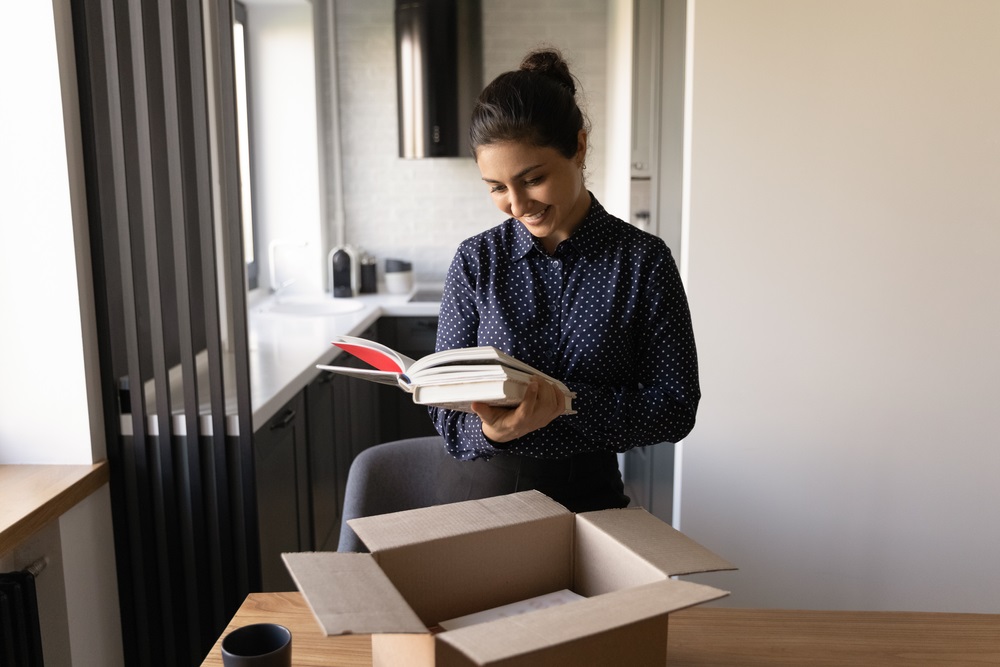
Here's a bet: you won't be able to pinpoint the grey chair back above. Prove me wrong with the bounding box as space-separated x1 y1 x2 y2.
337 436 474 552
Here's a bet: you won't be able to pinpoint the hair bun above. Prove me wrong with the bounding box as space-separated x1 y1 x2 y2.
519 49 576 96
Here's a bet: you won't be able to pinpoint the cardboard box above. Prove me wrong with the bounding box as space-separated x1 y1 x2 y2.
283 490 735 666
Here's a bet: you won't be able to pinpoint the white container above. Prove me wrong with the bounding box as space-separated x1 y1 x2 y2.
384 270 414 295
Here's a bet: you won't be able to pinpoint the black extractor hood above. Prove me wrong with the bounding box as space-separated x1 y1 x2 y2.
395 0 482 158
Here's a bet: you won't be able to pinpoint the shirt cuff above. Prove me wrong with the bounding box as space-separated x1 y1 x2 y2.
482 429 512 450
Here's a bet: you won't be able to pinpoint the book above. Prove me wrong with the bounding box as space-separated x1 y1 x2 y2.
316 335 576 413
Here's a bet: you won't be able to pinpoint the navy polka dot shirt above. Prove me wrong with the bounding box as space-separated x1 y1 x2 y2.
430 196 700 461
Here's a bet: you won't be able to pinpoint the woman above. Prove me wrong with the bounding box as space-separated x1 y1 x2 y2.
430 49 699 512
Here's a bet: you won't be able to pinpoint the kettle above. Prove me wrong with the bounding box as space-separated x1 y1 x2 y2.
328 245 360 298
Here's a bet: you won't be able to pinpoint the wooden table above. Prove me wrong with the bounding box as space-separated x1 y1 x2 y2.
201 592 1000 666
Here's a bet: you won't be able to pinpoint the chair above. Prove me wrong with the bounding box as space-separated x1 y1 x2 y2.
337 436 476 552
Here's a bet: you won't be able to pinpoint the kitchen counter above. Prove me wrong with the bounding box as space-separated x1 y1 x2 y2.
247 289 441 432
122 287 441 436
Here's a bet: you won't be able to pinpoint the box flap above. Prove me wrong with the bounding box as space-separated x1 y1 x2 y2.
577 508 736 577
437 579 729 664
348 490 568 553
282 552 426 635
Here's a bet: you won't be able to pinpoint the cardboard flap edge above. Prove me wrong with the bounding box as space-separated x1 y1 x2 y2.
349 489 570 553
578 507 737 577
437 579 730 663
282 552 427 635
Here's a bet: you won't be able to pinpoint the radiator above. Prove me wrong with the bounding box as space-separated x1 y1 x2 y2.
0 561 45 667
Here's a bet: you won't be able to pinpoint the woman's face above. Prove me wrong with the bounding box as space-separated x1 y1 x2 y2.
476 132 590 254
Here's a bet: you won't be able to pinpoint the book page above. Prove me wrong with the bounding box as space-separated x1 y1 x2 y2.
333 335 416 373
315 365 408 388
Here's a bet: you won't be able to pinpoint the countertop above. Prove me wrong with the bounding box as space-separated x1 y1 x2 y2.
123 287 441 437
247 288 441 432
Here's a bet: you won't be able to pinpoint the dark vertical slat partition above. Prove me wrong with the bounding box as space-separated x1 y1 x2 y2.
205 0 260 597
180 0 240 634
70 0 258 664
161 0 210 654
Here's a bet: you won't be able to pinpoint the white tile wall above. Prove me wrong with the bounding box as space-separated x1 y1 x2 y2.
335 0 609 283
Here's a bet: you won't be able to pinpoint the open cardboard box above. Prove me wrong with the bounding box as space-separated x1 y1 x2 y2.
283 490 735 666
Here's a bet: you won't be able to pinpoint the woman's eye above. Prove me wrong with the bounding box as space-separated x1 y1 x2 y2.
525 177 543 186
490 184 506 194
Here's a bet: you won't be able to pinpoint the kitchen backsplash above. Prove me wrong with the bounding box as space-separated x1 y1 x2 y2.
335 0 609 284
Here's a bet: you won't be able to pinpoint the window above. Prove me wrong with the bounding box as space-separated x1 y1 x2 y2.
233 3 258 290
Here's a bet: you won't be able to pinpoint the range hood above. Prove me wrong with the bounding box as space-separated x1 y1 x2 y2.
395 0 482 158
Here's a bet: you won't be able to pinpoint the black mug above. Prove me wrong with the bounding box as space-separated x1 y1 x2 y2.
220 623 292 666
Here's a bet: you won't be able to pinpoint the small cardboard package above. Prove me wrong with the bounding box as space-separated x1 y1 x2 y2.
283 490 734 666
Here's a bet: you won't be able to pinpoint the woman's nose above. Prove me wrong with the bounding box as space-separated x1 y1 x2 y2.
508 189 531 217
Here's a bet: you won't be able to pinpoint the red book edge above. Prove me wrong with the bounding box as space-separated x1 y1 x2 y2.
333 342 405 373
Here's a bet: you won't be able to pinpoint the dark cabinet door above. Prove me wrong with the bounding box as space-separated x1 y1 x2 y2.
345 323 382 459
254 391 310 591
305 370 352 552
377 316 440 442
304 323 381 552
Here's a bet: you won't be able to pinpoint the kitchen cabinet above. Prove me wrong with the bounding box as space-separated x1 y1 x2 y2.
255 317 438 571
631 0 662 178
375 316 440 443
304 371 348 553
304 322 381 552
257 368 375 582
254 391 310 592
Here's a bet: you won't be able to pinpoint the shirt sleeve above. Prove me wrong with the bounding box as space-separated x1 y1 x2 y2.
503 244 699 456
428 246 505 460
561 248 700 450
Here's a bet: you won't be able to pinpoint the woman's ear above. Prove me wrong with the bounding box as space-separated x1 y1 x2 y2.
575 130 588 167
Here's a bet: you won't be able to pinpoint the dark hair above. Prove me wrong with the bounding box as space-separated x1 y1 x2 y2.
470 48 590 159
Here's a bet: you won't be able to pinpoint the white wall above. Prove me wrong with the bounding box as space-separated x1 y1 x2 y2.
680 0 1000 612
0 0 100 465
336 0 611 283
0 2 123 664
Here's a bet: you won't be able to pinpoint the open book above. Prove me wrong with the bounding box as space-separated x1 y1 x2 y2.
317 335 576 414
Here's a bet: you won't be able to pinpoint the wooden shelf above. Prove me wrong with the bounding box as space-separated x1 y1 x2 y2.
0 462 110 555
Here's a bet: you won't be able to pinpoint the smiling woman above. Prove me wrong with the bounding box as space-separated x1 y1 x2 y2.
428 48 701 515
472 50 592 254
476 139 591 255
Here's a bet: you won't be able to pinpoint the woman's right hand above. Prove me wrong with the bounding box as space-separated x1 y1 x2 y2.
471 376 565 444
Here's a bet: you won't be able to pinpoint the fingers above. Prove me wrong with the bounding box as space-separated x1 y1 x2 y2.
473 401 517 442
474 377 564 444
471 401 499 422
525 377 562 421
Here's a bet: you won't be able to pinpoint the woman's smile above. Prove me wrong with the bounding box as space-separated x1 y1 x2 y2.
521 205 551 224
476 136 590 254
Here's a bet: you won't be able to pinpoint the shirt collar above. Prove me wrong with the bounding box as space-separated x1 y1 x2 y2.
510 193 608 261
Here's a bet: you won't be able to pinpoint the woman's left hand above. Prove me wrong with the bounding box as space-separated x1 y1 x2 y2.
471 376 564 443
